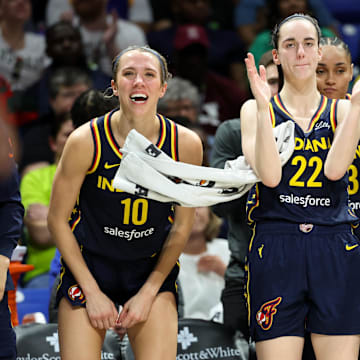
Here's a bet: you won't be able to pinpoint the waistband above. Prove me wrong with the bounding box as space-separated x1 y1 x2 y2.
255 220 352 234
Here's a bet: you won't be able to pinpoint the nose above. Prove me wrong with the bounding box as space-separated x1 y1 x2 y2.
325 72 336 85
133 73 144 86
296 43 305 58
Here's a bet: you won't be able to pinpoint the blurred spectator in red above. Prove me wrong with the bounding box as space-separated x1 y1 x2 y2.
147 0 248 93
173 24 248 137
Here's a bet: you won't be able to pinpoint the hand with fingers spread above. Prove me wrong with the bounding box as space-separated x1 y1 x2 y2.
117 290 155 329
85 290 119 330
245 52 271 110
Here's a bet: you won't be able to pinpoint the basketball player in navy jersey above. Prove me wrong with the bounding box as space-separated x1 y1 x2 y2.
315 37 360 239
241 14 360 360
47 45 203 360
0 132 24 360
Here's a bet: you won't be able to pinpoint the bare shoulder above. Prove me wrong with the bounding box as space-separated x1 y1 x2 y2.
176 124 203 166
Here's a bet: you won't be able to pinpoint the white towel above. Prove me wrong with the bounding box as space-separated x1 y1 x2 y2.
113 121 295 207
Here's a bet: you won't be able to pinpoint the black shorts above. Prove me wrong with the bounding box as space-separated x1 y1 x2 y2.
247 221 360 341
56 249 179 308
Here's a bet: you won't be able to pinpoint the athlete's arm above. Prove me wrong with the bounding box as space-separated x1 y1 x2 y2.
47 124 118 330
325 81 360 180
118 126 203 329
241 53 282 187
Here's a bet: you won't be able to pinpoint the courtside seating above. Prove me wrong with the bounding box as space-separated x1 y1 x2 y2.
15 323 122 359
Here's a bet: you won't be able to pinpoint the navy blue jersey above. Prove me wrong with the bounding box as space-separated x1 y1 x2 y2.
70 111 179 260
344 94 360 219
247 94 356 225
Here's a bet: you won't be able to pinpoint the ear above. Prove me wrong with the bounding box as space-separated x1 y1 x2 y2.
111 79 118 97
49 136 57 153
318 46 322 62
272 49 280 65
159 82 168 99
350 63 354 79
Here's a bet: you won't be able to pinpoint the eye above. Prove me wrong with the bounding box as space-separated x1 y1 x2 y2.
123 70 135 77
305 42 314 47
286 43 295 48
145 72 156 78
336 68 346 74
316 68 324 74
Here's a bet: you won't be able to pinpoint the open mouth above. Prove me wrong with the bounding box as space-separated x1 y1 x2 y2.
130 93 148 104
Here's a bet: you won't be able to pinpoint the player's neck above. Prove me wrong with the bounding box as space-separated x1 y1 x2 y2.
113 110 160 146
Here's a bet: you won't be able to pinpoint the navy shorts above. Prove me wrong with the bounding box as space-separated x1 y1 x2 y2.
0 292 16 360
246 221 360 342
56 249 179 308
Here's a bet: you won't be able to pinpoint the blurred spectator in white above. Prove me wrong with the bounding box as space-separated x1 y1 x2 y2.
46 0 153 32
0 0 50 92
178 207 230 321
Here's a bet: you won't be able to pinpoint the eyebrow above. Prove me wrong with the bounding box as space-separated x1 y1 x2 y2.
283 36 316 43
317 62 347 66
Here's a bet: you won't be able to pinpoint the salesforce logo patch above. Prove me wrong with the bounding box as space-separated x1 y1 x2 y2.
104 226 155 241
279 193 331 208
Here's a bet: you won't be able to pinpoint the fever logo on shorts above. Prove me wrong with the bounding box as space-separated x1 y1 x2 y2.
68 285 85 302
256 297 282 330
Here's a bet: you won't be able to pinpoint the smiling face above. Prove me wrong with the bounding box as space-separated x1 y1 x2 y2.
316 45 353 99
111 50 167 116
273 18 321 82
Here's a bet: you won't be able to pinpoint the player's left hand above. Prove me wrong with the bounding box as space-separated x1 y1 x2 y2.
117 291 155 329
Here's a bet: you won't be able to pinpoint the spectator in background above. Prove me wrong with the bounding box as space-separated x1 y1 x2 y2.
20 67 91 176
248 0 337 68
68 0 147 76
0 0 50 129
210 49 283 341
147 0 248 93
173 24 248 137
157 76 201 124
26 20 111 117
20 113 74 289
45 0 154 33
235 0 340 48
178 206 230 321
0 132 24 360
0 0 49 92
